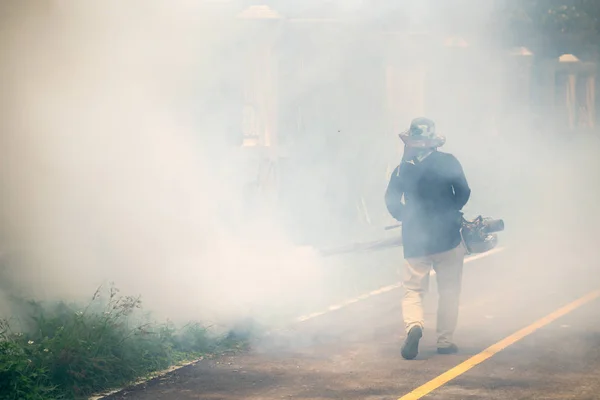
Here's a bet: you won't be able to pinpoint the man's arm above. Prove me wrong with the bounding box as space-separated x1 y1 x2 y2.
447 155 471 210
384 165 405 221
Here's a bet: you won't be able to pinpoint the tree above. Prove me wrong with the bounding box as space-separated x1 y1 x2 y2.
502 0 600 58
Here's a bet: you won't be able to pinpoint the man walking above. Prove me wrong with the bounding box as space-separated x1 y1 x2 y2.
385 117 471 360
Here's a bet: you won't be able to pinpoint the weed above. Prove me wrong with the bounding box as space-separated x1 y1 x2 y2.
0 284 248 400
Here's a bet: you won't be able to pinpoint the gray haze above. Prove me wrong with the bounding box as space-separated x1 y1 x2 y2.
0 0 598 334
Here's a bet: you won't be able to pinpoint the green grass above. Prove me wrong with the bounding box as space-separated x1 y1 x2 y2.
0 284 248 400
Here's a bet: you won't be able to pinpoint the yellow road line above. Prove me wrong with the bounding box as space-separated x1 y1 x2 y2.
398 289 600 400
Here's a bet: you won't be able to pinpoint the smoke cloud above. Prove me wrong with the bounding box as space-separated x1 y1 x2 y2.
0 0 598 339
0 1 326 328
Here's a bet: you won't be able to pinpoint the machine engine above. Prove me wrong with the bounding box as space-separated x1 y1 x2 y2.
460 215 505 254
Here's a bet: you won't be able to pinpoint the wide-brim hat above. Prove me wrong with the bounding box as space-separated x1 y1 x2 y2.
398 117 446 148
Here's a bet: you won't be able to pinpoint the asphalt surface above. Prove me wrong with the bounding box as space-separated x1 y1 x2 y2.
105 247 600 400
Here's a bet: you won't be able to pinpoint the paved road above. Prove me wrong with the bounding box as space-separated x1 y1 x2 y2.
105 248 600 400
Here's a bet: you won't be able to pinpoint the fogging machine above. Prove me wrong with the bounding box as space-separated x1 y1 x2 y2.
459 215 505 254
318 215 505 257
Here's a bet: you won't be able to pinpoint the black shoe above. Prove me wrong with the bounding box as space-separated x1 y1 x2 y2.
401 326 423 360
437 343 458 355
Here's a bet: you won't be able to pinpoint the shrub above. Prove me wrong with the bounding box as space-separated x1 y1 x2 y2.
0 285 247 400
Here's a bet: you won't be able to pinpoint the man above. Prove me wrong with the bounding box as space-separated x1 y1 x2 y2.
384 117 471 360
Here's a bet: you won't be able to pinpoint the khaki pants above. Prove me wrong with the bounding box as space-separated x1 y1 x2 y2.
402 243 466 348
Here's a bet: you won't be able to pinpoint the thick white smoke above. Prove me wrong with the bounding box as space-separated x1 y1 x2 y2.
0 1 326 328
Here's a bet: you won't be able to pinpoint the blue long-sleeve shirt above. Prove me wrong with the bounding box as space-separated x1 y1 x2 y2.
385 151 471 258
